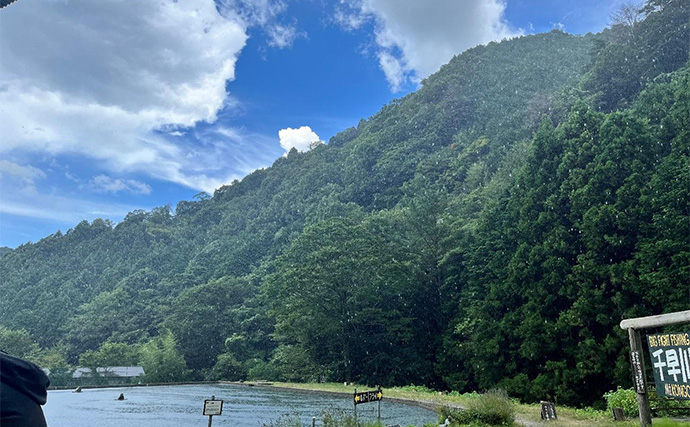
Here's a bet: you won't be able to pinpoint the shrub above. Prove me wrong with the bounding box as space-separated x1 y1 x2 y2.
649 390 690 418
245 358 280 381
603 387 637 418
205 353 245 381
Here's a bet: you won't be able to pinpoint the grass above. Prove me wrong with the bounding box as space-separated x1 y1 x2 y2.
438 389 516 426
248 382 690 426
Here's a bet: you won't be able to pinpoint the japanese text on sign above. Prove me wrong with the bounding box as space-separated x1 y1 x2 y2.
203 399 223 416
647 332 690 400
354 388 383 405
631 351 646 393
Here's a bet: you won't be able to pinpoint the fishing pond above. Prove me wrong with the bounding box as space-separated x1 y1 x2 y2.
44 383 438 426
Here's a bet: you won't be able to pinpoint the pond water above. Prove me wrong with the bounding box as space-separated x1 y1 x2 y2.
44 384 438 426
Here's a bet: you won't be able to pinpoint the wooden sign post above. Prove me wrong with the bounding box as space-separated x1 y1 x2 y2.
620 310 690 427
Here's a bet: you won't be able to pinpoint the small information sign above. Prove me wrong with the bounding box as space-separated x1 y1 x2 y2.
354 388 383 405
540 401 557 420
631 350 646 393
647 331 690 400
203 399 224 416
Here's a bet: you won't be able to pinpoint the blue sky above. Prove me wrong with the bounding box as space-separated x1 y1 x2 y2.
0 0 625 248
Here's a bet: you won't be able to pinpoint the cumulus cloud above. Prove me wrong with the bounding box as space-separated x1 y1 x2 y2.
89 175 152 195
336 0 522 91
0 0 248 193
278 126 323 153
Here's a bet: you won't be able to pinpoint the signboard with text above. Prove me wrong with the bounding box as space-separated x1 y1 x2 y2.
354 388 383 405
203 399 223 416
631 350 646 393
647 331 690 400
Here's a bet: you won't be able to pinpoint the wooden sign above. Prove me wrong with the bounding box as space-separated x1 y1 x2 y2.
540 401 557 420
631 350 646 393
354 388 383 405
647 331 690 400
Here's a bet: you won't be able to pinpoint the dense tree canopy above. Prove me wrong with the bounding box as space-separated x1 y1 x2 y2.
0 1 688 407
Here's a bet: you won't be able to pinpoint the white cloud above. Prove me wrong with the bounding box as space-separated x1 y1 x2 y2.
219 0 287 27
89 175 152 195
334 8 367 31
0 0 248 193
336 0 522 91
278 126 322 153
0 160 46 189
0 191 142 225
378 51 406 93
267 23 304 49
218 0 302 49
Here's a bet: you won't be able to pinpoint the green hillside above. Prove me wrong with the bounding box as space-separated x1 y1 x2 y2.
0 0 688 407
0 246 11 258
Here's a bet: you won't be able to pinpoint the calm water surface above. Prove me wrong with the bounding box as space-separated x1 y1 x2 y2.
44 384 438 426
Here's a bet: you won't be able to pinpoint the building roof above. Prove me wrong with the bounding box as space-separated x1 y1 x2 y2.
71 366 145 378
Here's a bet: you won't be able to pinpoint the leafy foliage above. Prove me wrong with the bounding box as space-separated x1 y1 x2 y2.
0 1 687 408
138 330 192 383
603 387 638 418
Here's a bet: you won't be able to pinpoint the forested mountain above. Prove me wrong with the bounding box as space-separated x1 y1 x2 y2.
0 0 688 407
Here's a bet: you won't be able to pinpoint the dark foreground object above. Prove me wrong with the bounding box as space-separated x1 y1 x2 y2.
0 351 50 427
540 401 557 420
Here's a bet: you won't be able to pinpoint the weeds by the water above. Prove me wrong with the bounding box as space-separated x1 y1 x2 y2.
261 412 302 427
438 389 516 427
261 409 412 427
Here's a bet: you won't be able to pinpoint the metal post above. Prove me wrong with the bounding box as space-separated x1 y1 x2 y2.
628 328 652 427
377 399 381 424
207 395 216 427
312 416 316 427
354 388 357 426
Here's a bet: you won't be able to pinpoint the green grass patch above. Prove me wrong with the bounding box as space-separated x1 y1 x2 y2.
438 389 516 426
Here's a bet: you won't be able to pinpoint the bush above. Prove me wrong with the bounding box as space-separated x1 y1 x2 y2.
245 358 280 381
603 387 637 418
440 389 515 426
205 353 245 381
649 390 690 418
